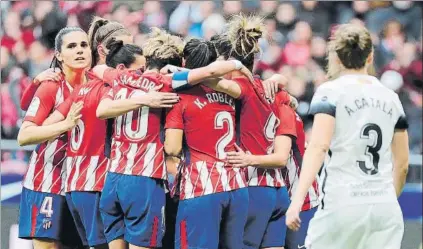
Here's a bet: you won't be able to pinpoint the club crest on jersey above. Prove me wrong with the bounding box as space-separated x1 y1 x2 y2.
42 219 52 230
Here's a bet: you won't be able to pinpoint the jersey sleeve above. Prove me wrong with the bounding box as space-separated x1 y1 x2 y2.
232 78 252 100
57 95 73 116
309 84 338 117
24 82 58 126
393 93 408 130
276 104 297 138
20 83 39 111
165 99 185 130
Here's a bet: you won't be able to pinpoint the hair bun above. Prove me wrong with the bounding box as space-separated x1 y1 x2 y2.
106 39 124 58
346 32 360 49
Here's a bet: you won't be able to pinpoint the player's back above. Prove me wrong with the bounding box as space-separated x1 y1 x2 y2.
233 76 284 187
62 73 110 192
310 74 407 208
109 71 170 179
166 85 247 199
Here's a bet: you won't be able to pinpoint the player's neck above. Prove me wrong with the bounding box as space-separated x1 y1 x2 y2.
339 68 368 77
62 66 87 87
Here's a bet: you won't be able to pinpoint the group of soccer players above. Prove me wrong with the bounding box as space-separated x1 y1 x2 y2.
16 11 409 249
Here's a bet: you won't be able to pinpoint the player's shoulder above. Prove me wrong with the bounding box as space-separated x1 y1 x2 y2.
36 80 62 97
275 90 290 105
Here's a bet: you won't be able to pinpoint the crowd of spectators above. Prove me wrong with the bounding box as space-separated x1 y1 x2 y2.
1 1 422 153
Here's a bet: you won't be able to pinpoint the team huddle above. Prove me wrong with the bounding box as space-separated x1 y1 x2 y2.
17 13 409 249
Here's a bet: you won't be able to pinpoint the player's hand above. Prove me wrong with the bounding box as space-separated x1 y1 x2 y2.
239 65 255 84
34 68 62 85
140 90 180 108
226 144 252 167
289 95 298 110
263 78 279 101
160 64 180 75
285 205 302 232
65 102 83 128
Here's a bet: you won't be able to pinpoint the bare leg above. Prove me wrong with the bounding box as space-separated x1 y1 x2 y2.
32 239 60 249
108 238 127 249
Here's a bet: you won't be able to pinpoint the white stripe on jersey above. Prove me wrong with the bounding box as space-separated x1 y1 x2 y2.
234 168 245 189
247 166 258 186
110 141 122 172
124 143 137 175
84 156 99 191
71 156 83 190
41 140 58 192
142 143 156 176
24 152 38 189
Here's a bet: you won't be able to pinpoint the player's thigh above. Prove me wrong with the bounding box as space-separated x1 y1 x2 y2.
365 203 404 249
305 205 371 249
118 175 166 248
99 172 125 244
244 187 278 249
68 191 107 247
219 188 249 249
175 192 227 249
261 187 290 249
18 188 65 242
284 207 317 249
32 238 60 249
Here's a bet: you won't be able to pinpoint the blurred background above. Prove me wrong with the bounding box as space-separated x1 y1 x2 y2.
1 1 421 249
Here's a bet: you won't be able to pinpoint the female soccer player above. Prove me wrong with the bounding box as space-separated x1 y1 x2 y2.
164 38 250 249
17 26 91 249
286 24 409 249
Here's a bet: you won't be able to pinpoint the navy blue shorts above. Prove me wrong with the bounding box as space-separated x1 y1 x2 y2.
244 186 290 249
175 188 249 249
100 172 166 248
284 207 317 249
65 191 107 246
18 187 83 247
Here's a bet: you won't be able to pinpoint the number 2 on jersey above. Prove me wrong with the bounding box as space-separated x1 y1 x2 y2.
214 111 234 159
357 123 382 175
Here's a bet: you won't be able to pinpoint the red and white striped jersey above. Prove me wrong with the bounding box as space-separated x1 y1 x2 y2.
165 85 247 200
275 95 319 211
22 79 73 195
57 71 110 192
233 77 285 188
106 71 171 179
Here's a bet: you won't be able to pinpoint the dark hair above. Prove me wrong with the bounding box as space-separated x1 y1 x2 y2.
50 26 85 69
210 34 231 60
142 28 183 70
226 14 264 71
183 39 217 69
87 16 131 68
328 24 373 73
105 39 143 68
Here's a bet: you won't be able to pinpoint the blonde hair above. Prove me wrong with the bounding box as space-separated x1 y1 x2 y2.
327 24 373 79
225 14 265 69
142 27 184 60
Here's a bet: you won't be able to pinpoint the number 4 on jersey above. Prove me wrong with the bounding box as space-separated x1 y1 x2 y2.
40 196 53 218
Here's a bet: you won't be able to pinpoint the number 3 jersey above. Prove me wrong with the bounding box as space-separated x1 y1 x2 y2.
106 71 171 179
165 84 247 200
309 74 408 209
57 71 110 192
